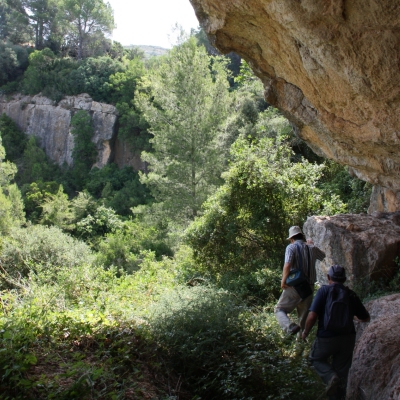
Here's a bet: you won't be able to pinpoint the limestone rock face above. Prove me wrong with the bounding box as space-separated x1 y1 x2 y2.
113 137 146 171
347 294 400 400
303 213 400 286
0 93 118 168
190 0 400 210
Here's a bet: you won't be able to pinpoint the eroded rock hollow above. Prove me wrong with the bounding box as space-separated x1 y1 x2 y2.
190 0 400 212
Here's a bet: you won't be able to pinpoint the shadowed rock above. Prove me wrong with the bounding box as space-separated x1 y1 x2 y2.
347 293 400 399
303 212 400 286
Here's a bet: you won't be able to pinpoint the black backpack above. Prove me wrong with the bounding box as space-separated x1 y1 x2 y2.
323 284 353 334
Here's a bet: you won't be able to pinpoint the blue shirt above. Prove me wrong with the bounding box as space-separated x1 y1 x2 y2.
309 283 370 337
285 240 325 284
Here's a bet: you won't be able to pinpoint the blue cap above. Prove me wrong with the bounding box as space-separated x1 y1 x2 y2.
328 265 346 282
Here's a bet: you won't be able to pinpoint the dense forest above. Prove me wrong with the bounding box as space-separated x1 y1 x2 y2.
0 0 387 398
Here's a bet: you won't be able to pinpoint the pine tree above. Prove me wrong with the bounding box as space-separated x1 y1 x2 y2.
136 37 232 223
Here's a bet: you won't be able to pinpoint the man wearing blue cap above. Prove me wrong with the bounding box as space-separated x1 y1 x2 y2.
302 265 370 400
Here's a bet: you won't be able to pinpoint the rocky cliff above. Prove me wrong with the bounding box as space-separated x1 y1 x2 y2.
190 0 400 212
0 93 118 168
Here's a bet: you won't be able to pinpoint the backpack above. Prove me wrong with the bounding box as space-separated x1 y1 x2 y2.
323 284 353 333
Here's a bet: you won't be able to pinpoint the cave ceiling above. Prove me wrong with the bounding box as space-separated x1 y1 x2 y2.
190 0 400 193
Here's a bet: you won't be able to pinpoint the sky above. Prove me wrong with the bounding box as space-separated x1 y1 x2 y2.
107 0 201 49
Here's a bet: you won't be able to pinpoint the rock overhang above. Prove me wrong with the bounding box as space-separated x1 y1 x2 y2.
190 0 400 209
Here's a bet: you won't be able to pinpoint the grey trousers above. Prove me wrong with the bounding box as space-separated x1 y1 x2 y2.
274 286 313 334
309 334 356 399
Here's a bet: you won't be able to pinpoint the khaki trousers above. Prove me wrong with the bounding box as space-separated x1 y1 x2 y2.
274 286 313 334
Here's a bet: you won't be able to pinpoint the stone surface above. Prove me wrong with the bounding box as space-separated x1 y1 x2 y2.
113 137 146 171
303 213 400 286
369 185 400 214
190 0 400 209
347 293 400 400
0 93 118 168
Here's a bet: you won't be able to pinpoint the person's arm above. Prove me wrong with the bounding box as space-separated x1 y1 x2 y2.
354 315 370 322
281 262 291 289
302 311 318 340
306 238 326 260
352 294 371 322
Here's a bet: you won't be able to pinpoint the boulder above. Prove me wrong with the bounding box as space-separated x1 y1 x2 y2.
0 93 118 168
303 213 400 286
190 0 400 211
347 293 400 400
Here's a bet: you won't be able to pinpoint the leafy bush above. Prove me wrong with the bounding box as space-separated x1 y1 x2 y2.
21 181 60 222
108 58 152 153
147 285 322 399
86 164 152 216
75 205 123 241
0 256 190 399
95 219 173 271
22 48 56 95
40 185 73 230
69 110 97 190
0 114 27 162
318 160 372 213
0 42 29 86
0 225 93 285
68 56 124 103
18 136 60 186
22 49 79 101
186 132 344 275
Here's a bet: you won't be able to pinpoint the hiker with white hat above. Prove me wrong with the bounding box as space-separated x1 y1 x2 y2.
274 225 325 335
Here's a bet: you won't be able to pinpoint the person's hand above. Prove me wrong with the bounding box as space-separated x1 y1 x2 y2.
306 238 314 245
281 282 289 290
302 331 308 341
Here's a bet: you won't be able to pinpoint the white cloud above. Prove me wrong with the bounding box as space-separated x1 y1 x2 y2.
107 0 200 48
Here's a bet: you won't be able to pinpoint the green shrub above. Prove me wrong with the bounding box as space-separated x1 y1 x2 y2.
68 56 124 103
0 42 29 86
95 219 173 271
0 114 27 162
18 136 60 186
21 181 60 223
22 50 79 101
147 285 322 399
185 134 334 274
75 205 123 242
318 160 372 213
0 225 93 285
0 258 187 399
22 49 57 95
86 164 152 216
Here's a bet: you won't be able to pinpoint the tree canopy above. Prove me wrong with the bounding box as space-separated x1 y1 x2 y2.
136 37 232 223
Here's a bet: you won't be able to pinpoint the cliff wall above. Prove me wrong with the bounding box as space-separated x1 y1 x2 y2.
0 93 119 168
190 0 400 212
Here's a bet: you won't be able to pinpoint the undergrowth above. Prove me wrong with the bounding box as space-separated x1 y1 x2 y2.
0 253 325 399
353 257 400 302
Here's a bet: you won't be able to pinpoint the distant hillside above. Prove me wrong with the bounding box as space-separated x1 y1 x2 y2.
125 45 169 58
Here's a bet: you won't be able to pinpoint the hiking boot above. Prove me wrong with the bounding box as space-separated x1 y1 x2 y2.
289 323 301 335
326 374 340 396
